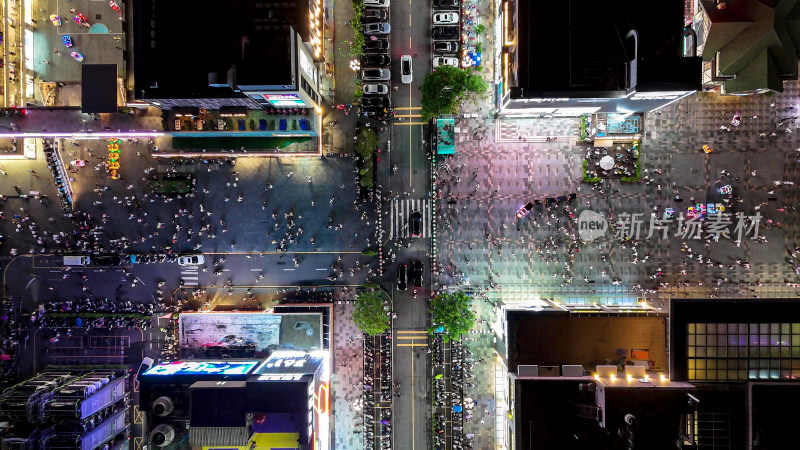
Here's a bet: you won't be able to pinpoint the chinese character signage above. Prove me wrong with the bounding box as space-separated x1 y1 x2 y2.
253 351 326 375
142 360 259 376
107 138 121 180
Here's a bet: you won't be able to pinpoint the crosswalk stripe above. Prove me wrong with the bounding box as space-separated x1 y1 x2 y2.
183 282 199 286
390 199 431 239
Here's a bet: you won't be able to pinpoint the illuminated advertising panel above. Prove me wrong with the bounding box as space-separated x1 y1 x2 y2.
262 94 306 107
142 360 259 376
252 350 326 375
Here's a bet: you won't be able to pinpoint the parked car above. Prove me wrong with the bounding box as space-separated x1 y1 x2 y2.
433 12 459 24
397 264 408 291
433 41 458 54
177 254 205 266
136 357 154 379
364 22 391 34
401 55 413 84
363 83 389 95
361 68 391 81
364 38 390 52
364 0 390 8
411 211 422 236
361 97 391 109
411 260 423 288
433 56 460 68
433 0 459 9
363 8 388 20
361 53 391 67
361 69 392 81
432 26 459 40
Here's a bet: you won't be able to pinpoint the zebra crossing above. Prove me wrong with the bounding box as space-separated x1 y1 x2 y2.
390 198 431 239
181 266 200 286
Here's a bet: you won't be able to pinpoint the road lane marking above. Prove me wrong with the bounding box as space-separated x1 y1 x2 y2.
397 336 428 340
283 268 296 271
181 276 199 280
395 114 422 118
398 342 429 346
316 268 327 271
395 106 421 110
250 268 262 271
395 122 426 126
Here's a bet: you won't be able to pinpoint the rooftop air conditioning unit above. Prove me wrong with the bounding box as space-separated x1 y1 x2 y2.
152 396 174 417
150 424 176 447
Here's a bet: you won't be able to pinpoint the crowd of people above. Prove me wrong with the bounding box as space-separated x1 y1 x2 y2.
363 333 392 450
34 299 154 330
0 298 18 390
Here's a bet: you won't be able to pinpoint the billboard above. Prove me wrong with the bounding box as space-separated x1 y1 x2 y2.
142 360 259 377
252 351 327 376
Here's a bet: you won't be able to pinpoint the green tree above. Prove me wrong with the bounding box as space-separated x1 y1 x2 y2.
420 66 489 120
353 289 389 336
428 291 476 341
354 125 379 158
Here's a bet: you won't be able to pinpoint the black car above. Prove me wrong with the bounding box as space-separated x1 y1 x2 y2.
364 38 390 52
397 264 408 291
94 255 122 266
363 8 388 20
361 54 391 67
411 211 422 236
433 41 458 54
411 260 423 288
433 0 459 8
432 26 459 40
361 97 391 109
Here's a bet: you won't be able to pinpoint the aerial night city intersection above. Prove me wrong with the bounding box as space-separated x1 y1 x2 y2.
0 0 799 449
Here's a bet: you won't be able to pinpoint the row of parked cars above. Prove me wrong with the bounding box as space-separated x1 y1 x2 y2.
358 1 404 118
431 0 461 68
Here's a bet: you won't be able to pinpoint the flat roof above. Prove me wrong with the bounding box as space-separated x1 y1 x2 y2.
81 65 118 113
132 0 303 98
513 0 694 95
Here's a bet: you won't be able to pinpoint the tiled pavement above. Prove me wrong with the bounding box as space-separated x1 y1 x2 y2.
431 84 800 447
332 299 365 450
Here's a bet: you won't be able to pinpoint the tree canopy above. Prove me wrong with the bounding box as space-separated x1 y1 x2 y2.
354 125 379 159
428 291 476 342
420 66 489 120
353 289 389 336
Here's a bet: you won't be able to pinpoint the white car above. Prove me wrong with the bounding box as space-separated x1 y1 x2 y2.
433 12 459 25
364 0 389 7
401 55 413 84
177 254 205 265
363 83 389 95
433 57 460 68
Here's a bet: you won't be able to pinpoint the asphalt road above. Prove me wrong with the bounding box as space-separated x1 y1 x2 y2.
4 252 376 313
388 0 434 448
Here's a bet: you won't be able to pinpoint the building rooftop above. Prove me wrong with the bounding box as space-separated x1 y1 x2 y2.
132 0 306 99
512 0 696 97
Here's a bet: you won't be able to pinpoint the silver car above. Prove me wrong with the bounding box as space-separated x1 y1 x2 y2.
363 83 389 95
361 68 391 81
401 55 413 84
364 22 391 34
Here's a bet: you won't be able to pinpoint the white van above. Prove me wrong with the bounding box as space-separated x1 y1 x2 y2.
63 256 91 266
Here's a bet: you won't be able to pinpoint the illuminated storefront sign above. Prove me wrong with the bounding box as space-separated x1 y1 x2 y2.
142 360 259 376
256 374 305 381
263 93 306 107
107 139 121 179
253 350 327 375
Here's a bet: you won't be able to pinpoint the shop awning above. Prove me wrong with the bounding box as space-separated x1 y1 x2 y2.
219 106 249 117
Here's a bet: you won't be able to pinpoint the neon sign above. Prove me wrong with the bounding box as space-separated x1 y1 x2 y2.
107 138 121 179
142 360 259 376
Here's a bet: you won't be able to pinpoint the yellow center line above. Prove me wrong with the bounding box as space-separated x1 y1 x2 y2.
411 341 415 450
395 106 421 110
395 114 422 118
408 34 413 189
397 330 428 333
396 335 428 339
398 343 429 346
395 122 426 126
